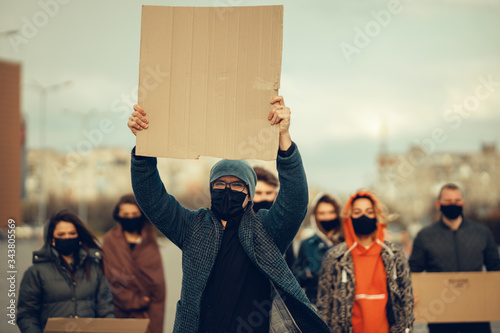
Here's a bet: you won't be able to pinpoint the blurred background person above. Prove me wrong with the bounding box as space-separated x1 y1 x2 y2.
252 166 279 213
399 230 413 259
317 191 413 333
294 194 344 304
17 210 114 333
409 183 500 333
253 166 295 270
102 194 166 333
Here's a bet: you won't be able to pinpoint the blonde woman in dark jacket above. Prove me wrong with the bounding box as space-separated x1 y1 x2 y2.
17 210 114 333
317 191 413 333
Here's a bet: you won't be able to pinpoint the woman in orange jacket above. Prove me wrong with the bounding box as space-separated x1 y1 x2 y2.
316 190 414 333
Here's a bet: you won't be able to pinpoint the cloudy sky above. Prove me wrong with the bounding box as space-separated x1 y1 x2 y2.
1 0 499 194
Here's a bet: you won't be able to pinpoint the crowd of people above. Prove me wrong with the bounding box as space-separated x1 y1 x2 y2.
17 196 166 333
15 97 500 333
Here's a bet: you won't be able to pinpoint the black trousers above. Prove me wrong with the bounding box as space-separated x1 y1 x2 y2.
428 322 491 333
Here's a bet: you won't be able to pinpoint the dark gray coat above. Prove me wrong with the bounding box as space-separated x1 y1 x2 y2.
131 144 332 332
17 245 114 333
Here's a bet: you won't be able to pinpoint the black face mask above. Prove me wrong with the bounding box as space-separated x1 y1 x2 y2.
115 216 145 233
53 237 80 256
253 200 273 213
351 215 378 235
211 188 247 221
319 218 340 232
440 204 463 220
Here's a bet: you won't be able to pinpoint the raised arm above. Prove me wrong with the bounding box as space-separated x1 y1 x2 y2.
269 95 292 151
129 105 198 248
262 96 309 252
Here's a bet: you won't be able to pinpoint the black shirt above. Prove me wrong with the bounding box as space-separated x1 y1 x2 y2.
409 218 500 272
199 214 271 333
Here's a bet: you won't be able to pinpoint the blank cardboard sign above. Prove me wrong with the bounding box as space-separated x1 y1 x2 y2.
412 272 500 323
44 318 150 333
136 5 283 160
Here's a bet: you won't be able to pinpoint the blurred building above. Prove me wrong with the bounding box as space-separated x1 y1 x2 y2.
375 143 500 231
23 147 219 223
25 148 129 205
0 59 23 227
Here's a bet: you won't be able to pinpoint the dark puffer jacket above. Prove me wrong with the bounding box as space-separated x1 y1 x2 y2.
17 245 115 333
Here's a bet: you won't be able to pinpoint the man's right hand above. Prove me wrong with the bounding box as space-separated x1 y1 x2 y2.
128 104 149 136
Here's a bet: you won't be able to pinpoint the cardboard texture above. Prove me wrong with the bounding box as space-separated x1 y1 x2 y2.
136 5 283 160
44 318 150 333
412 272 500 323
0 59 22 227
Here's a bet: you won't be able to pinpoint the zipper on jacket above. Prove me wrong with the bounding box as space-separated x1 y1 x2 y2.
453 230 461 271
71 275 77 317
55 258 78 317
341 266 350 331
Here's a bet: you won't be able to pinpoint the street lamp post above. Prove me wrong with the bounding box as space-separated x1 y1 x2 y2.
28 80 72 225
63 108 99 223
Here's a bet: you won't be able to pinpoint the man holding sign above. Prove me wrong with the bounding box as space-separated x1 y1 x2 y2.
128 96 331 332
410 183 500 333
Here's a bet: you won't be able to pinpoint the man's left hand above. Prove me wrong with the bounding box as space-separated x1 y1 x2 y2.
269 96 292 151
269 96 290 133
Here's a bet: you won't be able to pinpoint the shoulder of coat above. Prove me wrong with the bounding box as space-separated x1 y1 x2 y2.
88 248 103 262
329 242 348 259
384 240 402 252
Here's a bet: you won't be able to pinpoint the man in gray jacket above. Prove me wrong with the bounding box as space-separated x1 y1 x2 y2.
409 183 500 333
128 96 331 332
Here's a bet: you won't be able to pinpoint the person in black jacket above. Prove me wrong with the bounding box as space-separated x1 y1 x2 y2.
409 183 500 333
17 210 114 333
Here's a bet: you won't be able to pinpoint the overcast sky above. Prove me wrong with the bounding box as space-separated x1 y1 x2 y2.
1 0 499 194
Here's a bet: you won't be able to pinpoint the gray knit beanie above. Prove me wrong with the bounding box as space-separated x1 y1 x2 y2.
209 159 257 199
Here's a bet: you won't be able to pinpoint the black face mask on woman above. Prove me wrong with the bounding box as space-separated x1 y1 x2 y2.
53 237 80 256
211 188 247 221
115 216 145 233
319 218 340 232
351 215 377 235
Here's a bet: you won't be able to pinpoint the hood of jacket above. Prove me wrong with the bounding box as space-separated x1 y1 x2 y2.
342 191 385 251
309 192 343 247
341 191 390 333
